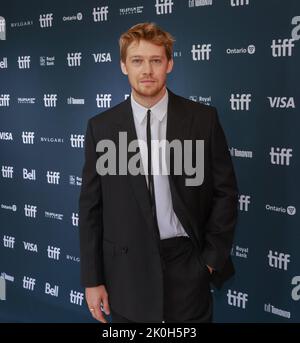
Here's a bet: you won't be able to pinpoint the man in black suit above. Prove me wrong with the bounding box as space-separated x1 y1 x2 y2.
79 22 238 323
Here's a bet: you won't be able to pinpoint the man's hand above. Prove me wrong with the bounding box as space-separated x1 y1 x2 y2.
206 265 214 274
85 285 111 323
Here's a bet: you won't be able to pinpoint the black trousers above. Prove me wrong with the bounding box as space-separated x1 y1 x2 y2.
110 236 212 323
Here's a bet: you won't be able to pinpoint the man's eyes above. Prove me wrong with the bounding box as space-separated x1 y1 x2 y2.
131 59 162 64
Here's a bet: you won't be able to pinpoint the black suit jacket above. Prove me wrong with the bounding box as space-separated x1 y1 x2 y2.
79 89 238 322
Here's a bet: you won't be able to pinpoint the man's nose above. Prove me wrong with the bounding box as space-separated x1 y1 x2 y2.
142 60 153 74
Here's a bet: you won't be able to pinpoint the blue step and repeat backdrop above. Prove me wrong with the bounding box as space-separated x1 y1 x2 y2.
0 0 299 323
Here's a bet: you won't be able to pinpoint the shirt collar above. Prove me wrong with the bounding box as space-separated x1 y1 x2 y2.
131 89 168 124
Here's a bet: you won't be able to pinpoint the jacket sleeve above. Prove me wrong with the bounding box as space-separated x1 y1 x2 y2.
201 108 239 271
79 118 105 287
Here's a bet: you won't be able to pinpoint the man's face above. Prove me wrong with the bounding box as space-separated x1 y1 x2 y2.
121 39 173 100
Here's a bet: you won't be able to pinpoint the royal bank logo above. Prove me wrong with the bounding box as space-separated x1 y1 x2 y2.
229 147 253 159
230 94 251 111
0 57 8 68
191 44 211 61
43 94 57 107
267 97 295 109
17 56 31 69
3 235 15 248
23 276 36 291
231 245 248 259
155 0 174 14
22 131 35 144
40 56 55 67
0 94 10 107
1 166 13 179
270 147 292 166
230 0 249 6
24 204 37 218
39 13 53 28
268 250 290 270
0 132 13 140
67 52 82 67
227 289 248 309
119 6 144 15
46 171 60 185
271 39 295 57
47 246 61 260
188 0 213 7
239 195 250 211
0 16 6 40
96 93 112 108
70 134 84 148
71 212 79 227
189 95 212 105
69 175 82 186
93 53 112 63
92 6 109 22
70 290 84 305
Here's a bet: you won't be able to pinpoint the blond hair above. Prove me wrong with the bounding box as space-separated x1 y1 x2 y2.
119 22 175 62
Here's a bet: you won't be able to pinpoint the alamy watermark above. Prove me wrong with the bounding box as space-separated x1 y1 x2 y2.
95 132 204 186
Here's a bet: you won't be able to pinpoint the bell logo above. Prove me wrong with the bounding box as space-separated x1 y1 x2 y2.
287 206 296 216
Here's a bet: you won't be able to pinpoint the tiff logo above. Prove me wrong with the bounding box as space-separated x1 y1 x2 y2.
268 250 290 270
72 212 79 226
23 168 36 180
70 290 84 306
96 93 112 108
23 276 36 291
3 235 15 248
0 16 6 40
22 131 35 144
39 13 53 28
1 166 13 178
239 195 250 211
0 94 10 107
47 246 61 260
67 52 82 67
270 147 292 166
191 44 211 61
230 94 251 110
43 94 57 107
46 171 60 184
271 39 295 57
227 289 248 309
24 204 37 218
70 134 84 148
17 56 31 69
230 0 249 6
155 0 174 14
92 7 109 22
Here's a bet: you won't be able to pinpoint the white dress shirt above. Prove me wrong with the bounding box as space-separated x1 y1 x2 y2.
131 89 189 240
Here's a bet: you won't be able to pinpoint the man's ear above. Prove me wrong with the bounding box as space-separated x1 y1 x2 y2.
166 58 174 74
120 60 128 75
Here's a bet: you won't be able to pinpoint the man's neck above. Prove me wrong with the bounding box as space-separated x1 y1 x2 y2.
132 87 167 108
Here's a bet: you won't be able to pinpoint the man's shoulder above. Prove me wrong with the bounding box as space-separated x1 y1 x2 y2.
169 89 217 118
88 98 130 127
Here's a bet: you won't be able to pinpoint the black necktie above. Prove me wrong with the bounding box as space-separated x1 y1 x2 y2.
146 109 165 270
